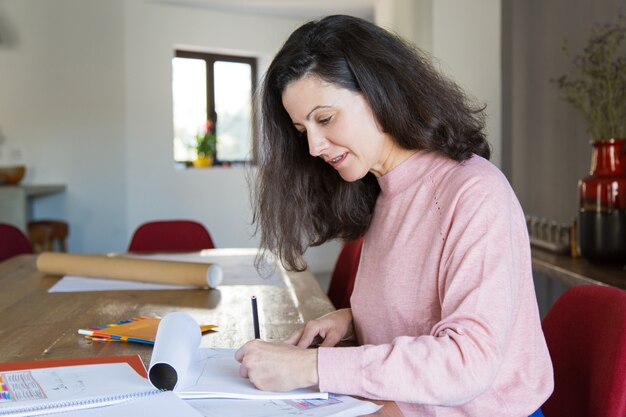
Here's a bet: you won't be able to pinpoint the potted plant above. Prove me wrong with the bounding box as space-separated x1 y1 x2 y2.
554 15 626 262
554 14 626 139
193 119 217 167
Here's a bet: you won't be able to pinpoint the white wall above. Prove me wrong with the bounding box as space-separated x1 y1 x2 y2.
0 0 128 252
432 0 501 167
375 0 502 167
375 0 432 54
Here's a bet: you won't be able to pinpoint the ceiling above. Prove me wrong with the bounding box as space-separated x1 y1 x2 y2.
154 0 376 20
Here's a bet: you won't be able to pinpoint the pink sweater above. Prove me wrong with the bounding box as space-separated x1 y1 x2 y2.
318 151 553 417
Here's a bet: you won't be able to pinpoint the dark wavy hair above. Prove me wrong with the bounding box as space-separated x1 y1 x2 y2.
253 15 489 271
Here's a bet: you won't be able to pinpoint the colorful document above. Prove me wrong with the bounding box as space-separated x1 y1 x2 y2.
78 316 217 345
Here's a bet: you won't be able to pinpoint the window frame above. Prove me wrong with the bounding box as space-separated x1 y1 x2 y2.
174 50 258 166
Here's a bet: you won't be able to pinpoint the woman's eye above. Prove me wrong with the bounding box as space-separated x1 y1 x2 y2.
319 116 332 125
297 130 307 138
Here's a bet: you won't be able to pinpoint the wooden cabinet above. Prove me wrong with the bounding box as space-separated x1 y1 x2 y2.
532 248 626 318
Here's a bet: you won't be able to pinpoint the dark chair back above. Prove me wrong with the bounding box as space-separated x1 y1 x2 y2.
542 285 626 417
0 223 34 262
128 220 215 253
327 236 364 309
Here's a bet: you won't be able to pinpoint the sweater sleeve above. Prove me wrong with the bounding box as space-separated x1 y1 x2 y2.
318 174 526 406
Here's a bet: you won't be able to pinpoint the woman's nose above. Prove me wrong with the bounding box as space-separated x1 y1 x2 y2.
307 130 329 157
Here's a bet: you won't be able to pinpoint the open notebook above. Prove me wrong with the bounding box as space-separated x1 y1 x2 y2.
148 312 328 400
0 362 201 417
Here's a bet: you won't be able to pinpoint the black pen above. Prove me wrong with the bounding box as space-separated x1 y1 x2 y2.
251 295 260 339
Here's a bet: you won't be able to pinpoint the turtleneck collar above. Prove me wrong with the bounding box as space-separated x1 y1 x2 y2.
376 150 450 199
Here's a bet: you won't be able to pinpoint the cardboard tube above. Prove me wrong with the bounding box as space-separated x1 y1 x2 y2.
36 252 223 288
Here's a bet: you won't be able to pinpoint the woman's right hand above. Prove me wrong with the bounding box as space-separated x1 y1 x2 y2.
285 308 355 348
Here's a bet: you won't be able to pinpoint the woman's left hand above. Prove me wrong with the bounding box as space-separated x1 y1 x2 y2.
235 340 318 392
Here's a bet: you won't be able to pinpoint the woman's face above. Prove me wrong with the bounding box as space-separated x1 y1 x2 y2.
281 75 397 181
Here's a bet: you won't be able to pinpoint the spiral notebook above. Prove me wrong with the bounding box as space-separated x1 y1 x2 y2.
0 362 200 416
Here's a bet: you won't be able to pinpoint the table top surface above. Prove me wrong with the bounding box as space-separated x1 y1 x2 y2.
0 253 402 417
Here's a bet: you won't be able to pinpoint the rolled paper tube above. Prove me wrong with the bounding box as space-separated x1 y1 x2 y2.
149 312 201 390
36 252 223 289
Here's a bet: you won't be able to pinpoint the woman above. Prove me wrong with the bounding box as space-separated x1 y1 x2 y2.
236 15 553 417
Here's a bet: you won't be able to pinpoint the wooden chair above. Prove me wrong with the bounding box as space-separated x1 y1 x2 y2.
542 285 626 417
0 223 34 262
27 220 69 253
327 236 364 309
128 220 215 253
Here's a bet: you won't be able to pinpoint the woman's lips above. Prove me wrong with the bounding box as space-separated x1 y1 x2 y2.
329 152 347 168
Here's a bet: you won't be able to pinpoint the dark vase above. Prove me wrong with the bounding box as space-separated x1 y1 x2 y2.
578 138 626 263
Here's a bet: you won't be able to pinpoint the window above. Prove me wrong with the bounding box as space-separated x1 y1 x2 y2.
172 51 257 166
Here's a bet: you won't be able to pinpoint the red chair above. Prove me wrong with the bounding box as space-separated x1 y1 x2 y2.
0 223 34 262
541 285 626 417
128 220 215 253
327 236 364 309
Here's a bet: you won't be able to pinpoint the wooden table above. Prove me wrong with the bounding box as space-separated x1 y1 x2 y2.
0 254 402 417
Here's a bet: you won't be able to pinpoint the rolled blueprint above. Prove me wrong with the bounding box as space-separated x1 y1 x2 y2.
36 252 223 289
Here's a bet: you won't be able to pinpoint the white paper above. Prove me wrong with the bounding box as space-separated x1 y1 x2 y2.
178 348 328 400
48 249 284 293
148 312 327 400
186 395 382 417
48 276 197 292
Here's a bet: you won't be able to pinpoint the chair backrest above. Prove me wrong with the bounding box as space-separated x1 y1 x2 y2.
542 285 626 417
327 236 364 310
128 220 215 253
0 223 34 262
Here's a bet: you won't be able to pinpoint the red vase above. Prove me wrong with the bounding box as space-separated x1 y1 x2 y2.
578 138 626 263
